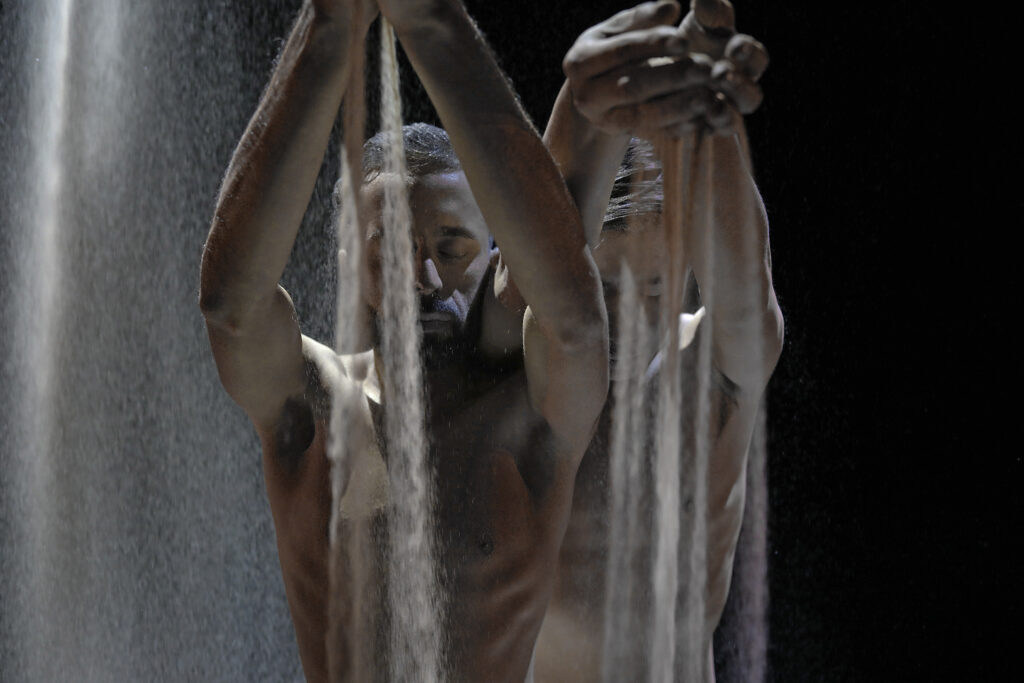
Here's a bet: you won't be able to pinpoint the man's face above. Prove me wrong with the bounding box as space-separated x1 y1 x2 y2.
360 171 491 358
591 213 667 345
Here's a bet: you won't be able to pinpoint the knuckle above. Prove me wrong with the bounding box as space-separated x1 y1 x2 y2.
572 86 594 109
562 53 582 78
645 28 677 51
711 59 734 86
618 74 641 100
690 53 714 76
611 40 636 63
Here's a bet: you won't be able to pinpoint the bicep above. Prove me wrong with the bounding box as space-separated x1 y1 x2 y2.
522 306 609 458
204 284 307 429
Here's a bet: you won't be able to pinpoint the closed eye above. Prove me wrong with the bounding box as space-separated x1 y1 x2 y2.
436 237 474 262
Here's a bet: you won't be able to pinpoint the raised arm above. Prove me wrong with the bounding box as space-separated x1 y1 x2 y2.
544 0 686 246
199 1 373 430
545 0 781 391
380 0 610 450
543 0 783 638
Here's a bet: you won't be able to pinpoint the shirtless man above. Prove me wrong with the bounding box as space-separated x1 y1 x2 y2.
534 1 783 680
198 0 607 680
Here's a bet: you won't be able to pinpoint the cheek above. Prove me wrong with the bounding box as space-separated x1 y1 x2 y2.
463 253 491 295
447 252 489 297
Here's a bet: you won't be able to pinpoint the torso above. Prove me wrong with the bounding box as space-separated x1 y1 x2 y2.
261 348 577 683
533 317 752 683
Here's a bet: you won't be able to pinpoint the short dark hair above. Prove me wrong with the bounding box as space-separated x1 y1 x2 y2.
362 122 461 183
603 137 663 232
333 123 462 213
332 123 462 215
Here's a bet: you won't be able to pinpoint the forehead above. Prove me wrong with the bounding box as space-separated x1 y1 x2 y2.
361 171 488 242
593 214 666 280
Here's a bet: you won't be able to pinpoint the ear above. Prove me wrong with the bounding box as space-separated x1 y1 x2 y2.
490 248 527 314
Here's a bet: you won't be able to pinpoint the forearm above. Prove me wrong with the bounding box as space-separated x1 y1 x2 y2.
390 1 606 346
200 5 351 327
686 130 782 388
543 82 630 248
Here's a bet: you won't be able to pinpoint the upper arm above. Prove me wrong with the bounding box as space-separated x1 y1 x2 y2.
522 305 609 460
711 287 784 398
543 81 631 248
203 284 307 430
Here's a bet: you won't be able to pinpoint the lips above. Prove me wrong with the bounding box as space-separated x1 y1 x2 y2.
418 312 456 337
418 312 455 322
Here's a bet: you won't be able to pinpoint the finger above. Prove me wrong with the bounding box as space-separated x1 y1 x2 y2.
601 87 718 136
575 56 712 114
598 1 683 37
679 12 732 61
564 26 689 81
725 34 769 80
709 106 743 137
690 0 736 32
705 91 734 130
711 60 763 114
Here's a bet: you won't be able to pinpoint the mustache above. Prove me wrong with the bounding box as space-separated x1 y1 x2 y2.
419 296 459 318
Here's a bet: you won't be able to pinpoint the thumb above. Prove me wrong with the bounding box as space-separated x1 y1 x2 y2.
600 1 682 36
690 0 736 32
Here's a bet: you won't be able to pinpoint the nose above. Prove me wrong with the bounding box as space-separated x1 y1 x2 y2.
414 244 442 295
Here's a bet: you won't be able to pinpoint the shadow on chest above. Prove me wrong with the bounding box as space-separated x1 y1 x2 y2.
375 363 558 558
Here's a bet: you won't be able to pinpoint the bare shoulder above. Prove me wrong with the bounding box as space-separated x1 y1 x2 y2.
260 335 374 468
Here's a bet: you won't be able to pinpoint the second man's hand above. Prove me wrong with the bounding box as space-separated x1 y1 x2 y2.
562 0 768 140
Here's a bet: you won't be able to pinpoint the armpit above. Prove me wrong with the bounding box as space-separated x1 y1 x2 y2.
272 395 316 472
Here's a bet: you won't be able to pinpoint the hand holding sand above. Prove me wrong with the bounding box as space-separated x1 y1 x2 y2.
562 0 767 138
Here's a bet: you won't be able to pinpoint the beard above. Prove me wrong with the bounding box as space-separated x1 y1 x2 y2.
418 294 473 370
371 294 473 371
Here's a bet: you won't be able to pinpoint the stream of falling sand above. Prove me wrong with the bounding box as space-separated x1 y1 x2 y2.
376 19 442 683
602 264 655 680
605 129 769 682
328 16 441 683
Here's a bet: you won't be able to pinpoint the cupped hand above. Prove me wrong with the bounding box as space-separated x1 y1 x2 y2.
682 0 767 117
563 0 768 139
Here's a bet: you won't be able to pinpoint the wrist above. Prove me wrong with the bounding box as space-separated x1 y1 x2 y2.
302 10 358 70
384 0 463 41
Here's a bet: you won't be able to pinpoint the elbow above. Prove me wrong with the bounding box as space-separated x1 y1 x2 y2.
198 281 241 335
763 295 784 374
197 243 230 325
551 249 610 355
551 291 609 359
197 244 249 335
197 223 264 335
198 286 232 330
